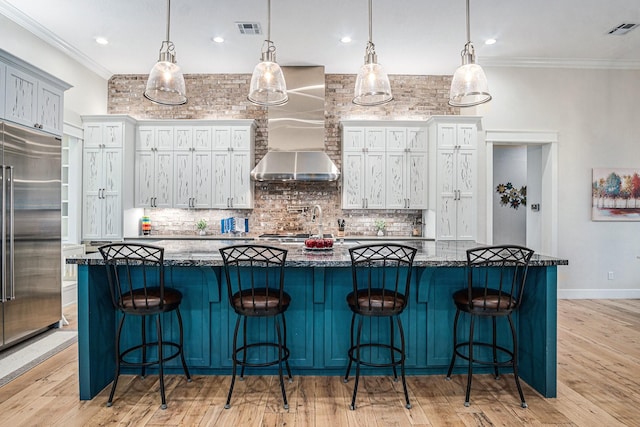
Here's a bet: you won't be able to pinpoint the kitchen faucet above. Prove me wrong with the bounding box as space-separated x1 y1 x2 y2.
311 205 323 237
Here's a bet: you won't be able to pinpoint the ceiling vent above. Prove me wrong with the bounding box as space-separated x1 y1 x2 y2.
607 23 638 35
236 22 262 35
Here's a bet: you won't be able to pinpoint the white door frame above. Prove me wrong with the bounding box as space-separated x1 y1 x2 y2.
485 130 558 256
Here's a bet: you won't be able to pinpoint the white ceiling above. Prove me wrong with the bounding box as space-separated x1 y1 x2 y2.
1 0 640 79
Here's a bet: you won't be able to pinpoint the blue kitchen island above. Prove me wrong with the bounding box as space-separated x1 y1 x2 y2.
68 239 567 401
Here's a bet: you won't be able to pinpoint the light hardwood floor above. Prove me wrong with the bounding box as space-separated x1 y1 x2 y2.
0 299 638 426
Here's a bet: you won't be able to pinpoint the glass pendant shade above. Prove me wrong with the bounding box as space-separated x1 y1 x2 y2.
248 52 288 106
353 61 392 106
449 62 491 107
448 0 491 107
144 46 187 105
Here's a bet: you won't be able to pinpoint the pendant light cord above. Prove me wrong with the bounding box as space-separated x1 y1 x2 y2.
368 0 372 43
165 0 171 42
465 0 471 44
267 0 272 42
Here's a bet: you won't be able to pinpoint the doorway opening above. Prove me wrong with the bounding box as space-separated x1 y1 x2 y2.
485 130 558 256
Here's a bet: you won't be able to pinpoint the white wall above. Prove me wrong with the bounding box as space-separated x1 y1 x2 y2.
493 146 527 246
0 14 108 125
473 66 640 298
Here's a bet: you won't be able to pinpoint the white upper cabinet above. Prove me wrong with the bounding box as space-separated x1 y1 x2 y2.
135 126 174 208
1 49 70 136
174 126 213 208
427 116 481 241
81 116 136 240
342 121 427 210
212 126 254 209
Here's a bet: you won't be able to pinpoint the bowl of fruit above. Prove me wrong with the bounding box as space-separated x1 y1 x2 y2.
304 237 334 251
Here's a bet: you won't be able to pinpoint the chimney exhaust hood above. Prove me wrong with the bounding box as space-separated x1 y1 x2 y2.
250 66 340 182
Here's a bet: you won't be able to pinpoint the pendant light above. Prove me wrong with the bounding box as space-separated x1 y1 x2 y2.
248 0 288 106
144 0 187 105
353 0 392 106
449 0 491 107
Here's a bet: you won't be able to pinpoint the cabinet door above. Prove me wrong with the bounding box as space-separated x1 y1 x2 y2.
436 150 457 240
102 149 122 239
212 127 231 150
408 151 428 209
156 127 174 151
342 127 365 151
0 63 5 118
174 127 193 150
84 123 103 148
212 152 231 208
342 152 365 209
457 124 477 149
154 151 174 207
230 151 252 208
136 126 155 150
4 66 37 129
102 122 123 147
173 151 193 208
82 148 103 239
193 151 213 208
231 127 250 150
436 123 458 149
386 152 407 209
365 128 385 150
37 80 64 135
407 127 428 151
386 128 407 151
193 127 212 150
364 151 386 209
135 151 155 207
456 150 476 240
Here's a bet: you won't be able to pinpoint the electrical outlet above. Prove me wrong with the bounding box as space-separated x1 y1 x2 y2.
608 271 614 280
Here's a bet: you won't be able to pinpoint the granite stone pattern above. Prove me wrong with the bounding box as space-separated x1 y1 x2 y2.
69 240 568 268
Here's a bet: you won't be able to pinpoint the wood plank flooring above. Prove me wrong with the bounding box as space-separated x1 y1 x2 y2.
0 299 638 426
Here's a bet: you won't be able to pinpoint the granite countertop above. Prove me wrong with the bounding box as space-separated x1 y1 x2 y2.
68 239 568 268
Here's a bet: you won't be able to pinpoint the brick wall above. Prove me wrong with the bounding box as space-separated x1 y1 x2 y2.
108 73 457 237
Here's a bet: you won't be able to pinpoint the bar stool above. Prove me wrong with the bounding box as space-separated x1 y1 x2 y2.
343 243 417 410
446 245 534 408
99 243 191 409
219 244 292 409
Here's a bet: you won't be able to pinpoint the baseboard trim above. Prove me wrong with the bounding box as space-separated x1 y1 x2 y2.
558 289 640 299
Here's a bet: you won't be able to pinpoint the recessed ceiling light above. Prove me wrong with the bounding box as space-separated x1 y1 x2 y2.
485 38 497 45
340 36 352 44
212 36 225 43
95 37 109 45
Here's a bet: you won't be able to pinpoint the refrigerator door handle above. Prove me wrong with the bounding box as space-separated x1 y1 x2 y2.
7 165 14 300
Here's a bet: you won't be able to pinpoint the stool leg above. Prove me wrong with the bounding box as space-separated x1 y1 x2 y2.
141 316 147 378
275 316 289 410
350 315 363 410
389 317 398 381
156 315 167 410
446 309 461 379
492 317 500 379
225 316 241 409
397 316 411 409
281 313 293 382
464 315 476 407
508 314 527 408
240 316 248 380
176 308 191 382
107 314 126 407
343 312 356 383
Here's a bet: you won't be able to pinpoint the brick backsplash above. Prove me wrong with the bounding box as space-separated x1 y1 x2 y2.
108 73 457 237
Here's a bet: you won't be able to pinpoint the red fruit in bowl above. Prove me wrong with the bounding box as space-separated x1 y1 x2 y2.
324 238 333 248
315 239 325 248
305 239 313 247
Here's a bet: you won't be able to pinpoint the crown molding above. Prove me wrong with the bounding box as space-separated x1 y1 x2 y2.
479 56 640 70
0 1 113 79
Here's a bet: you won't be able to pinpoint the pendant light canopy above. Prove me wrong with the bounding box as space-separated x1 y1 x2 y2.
144 0 187 105
353 0 392 106
248 0 288 106
449 0 491 107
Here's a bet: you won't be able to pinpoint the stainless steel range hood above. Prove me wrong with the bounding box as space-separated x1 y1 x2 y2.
250 66 340 182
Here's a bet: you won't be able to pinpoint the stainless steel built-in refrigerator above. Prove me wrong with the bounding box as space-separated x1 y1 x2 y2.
0 121 61 350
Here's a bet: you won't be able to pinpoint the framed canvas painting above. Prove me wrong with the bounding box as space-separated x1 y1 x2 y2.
592 168 640 221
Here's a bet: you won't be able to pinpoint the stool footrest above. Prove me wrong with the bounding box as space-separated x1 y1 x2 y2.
453 341 515 367
232 342 291 368
346 343 405 368
120 341 183 368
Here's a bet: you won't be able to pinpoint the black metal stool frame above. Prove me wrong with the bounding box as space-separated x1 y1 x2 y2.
219 244 293 410
343 243 417 410
99 243 191 410
446 244 534 408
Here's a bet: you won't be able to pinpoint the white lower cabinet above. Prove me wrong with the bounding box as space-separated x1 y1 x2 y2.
81 115 138 240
